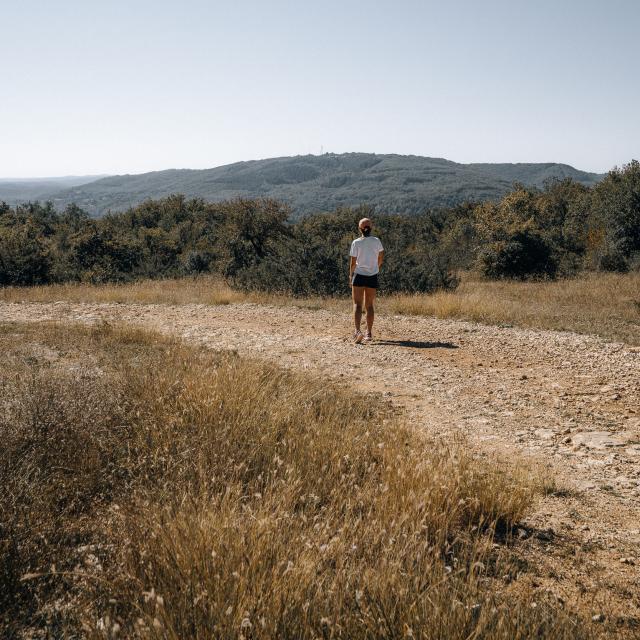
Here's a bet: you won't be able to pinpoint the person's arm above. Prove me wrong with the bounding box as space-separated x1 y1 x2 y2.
378 250 384 268
349 256 357 283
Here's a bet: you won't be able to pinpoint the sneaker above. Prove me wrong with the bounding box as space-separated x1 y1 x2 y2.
353 329 364 344
363 332 372 343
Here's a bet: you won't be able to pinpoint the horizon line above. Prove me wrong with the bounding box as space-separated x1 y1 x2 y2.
1 151 627 181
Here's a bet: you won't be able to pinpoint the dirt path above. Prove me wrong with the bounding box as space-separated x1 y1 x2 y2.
2 301 640 628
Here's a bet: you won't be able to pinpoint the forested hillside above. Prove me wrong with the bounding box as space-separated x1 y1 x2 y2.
1 161 637 294
21 153 603 218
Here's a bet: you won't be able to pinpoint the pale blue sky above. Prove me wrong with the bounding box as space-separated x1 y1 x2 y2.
1 0 638 177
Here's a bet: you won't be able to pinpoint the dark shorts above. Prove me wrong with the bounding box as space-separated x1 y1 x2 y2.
352 273 379 288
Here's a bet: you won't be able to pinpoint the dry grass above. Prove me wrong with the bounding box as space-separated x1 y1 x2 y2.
2 272 638 344
386 272 640 345
0 277 252 306
0 322 589 638
0 277 342 314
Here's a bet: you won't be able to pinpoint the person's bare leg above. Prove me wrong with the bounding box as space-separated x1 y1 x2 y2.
352 286 365 332
364 287 376 336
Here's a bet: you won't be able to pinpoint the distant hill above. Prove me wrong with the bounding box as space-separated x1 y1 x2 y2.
4 154 603 217
0 175 108 205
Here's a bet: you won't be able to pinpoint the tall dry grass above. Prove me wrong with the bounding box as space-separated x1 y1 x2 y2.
0 322 589 638
386 272 640 345
0 277 250 306
0 277 340 313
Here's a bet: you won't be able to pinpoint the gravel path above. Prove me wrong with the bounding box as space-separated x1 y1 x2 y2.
2 300 639 624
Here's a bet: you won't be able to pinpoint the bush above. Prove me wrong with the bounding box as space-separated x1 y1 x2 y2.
599 250 629 272
0 224 51 285
585 160 640 270
479 231 556 280
182 249 214 275
217 198 292 282
383 251 459 293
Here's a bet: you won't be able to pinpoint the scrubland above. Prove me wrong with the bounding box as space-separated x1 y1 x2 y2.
0 322 591 638
2 271 638 344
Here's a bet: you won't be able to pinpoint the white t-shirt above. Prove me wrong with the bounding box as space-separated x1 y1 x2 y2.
349 236 384 276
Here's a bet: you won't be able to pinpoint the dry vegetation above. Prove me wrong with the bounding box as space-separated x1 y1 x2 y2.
2 271 639 344
0 322 591 638
0 277 252 306
387 272 640 346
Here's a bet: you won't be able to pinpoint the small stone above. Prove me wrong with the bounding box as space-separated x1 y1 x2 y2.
536 529 554 542
620 557 635 565
592 614 604 623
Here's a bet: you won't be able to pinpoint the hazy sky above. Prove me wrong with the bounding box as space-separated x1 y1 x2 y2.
1 0 638 177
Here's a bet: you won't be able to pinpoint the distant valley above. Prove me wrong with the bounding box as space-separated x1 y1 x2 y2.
0 153 603 217
0 175 107 204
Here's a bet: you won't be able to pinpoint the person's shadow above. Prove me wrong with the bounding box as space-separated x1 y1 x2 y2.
372 339 458 349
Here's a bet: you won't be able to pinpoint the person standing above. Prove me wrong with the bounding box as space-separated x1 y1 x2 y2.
349 217 384 343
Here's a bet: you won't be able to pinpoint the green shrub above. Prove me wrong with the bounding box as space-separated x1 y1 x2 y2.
0 224 51 285
479 231 556 280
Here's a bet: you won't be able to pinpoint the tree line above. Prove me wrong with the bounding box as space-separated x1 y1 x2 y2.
1 160 638 294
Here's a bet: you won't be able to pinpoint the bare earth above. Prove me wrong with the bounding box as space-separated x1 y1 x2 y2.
2 301 639 628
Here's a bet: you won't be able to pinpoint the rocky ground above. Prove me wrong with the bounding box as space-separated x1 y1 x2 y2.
2 300 639 632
